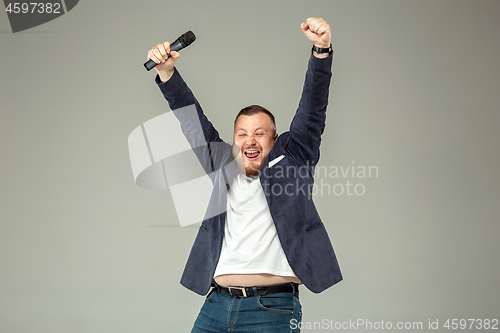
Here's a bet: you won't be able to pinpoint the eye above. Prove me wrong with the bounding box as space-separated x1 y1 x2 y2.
238 133 246 137
256 133 264 136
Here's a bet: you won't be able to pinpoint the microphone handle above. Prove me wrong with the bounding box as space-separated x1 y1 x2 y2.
144 39 184 71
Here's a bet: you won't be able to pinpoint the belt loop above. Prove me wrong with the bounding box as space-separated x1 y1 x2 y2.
213 281 220 293
252 286 258 297
291 282 296 294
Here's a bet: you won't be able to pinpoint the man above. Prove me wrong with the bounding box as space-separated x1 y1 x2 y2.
148 17 342 332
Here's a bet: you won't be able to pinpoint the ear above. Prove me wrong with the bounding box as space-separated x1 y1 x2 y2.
274 133 278 142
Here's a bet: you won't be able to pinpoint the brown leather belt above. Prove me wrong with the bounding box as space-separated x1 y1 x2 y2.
211 282 299 298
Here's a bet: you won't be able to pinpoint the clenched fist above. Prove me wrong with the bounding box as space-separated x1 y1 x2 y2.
301 17 331 50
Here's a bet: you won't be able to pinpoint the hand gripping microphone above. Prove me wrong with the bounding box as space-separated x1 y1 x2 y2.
144 31 196 71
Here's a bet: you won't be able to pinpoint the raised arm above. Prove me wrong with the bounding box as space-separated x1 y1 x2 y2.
148 42 222 144
287 18 333 165
147 42 231 175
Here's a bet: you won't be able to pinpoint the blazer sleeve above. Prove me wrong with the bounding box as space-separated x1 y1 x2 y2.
156 69 232 175
287 51 333 166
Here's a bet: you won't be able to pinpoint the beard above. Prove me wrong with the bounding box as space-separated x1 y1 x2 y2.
245 160 263 178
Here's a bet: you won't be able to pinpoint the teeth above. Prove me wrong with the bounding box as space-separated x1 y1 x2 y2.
246 150 258 153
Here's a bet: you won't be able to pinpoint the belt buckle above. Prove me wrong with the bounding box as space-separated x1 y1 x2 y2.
228 286 247 297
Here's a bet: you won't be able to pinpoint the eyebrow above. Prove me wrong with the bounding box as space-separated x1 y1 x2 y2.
235 127 267 132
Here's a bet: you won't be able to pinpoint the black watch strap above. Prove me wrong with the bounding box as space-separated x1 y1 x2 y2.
312 43 333 54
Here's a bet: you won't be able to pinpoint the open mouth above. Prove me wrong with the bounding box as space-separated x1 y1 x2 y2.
244 150 260 161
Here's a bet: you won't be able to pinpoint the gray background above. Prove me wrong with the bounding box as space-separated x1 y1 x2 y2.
1 0 499 332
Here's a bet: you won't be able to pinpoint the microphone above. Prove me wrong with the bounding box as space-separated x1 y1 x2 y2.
144 31 196 71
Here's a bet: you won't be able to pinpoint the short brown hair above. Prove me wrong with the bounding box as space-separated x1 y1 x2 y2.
234 105 276 134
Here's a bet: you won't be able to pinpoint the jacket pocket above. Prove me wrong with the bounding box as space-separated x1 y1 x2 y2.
305 221 323 232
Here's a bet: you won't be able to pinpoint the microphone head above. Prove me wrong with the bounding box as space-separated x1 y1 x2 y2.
179 31 196 47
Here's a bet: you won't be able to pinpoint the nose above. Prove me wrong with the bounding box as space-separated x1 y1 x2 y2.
245 135 256 146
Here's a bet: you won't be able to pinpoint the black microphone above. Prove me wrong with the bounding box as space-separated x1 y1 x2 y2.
144 31 196 71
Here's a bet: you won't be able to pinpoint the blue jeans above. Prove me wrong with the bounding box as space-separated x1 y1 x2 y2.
191 283 302 332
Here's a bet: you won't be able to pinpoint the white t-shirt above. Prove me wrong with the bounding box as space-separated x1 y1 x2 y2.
213 172 297 278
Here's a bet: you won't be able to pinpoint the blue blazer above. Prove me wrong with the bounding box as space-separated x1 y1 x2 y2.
157 52 342 295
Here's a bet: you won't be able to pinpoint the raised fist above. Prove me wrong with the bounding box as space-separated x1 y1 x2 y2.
301 17 331 48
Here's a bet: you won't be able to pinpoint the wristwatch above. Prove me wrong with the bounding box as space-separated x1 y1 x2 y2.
312 43 333 54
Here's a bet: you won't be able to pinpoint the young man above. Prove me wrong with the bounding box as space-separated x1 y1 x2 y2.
148 17 342 332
